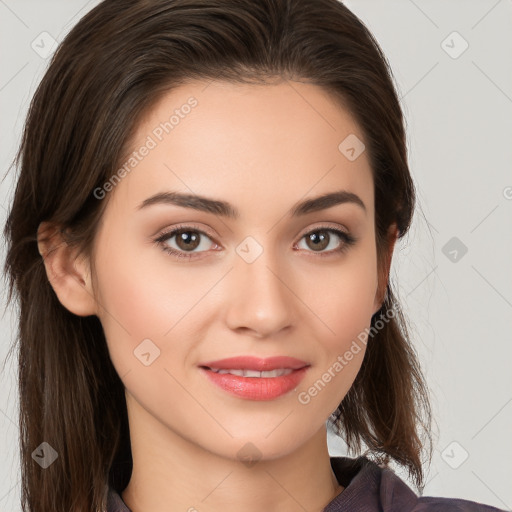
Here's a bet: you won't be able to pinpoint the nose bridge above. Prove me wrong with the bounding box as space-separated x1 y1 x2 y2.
225 235 296 336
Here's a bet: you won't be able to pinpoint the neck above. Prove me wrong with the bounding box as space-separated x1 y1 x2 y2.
121 397 343 512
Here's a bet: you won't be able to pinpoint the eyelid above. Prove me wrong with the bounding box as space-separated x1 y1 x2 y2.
294 223 357 256
154 223 221 251
297 222 350 239
153 222 356 259
155 223 219 242
154 222 349 243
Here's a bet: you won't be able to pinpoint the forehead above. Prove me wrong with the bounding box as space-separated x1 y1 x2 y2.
108 79 374 219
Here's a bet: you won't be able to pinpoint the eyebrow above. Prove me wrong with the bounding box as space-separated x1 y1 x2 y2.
137 189 366 218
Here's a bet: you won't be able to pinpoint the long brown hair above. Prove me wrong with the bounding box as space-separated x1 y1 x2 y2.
3 1 432 510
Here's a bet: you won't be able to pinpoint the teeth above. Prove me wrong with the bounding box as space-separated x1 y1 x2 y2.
210 368 294 377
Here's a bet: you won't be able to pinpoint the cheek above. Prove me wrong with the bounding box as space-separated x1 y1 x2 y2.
91 232 222 380
304 239 379 350
295 240 377 409
93 233 206 336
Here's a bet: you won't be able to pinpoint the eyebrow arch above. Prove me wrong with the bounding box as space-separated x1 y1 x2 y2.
137 190 366 218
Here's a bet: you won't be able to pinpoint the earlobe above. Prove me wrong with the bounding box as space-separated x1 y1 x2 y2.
37 221 98 317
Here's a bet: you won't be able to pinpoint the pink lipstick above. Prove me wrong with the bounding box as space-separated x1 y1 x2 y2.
199 356 310 401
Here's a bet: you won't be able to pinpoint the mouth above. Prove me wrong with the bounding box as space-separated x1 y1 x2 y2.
199 355 309 371
205 367 295 378
198 356 310 400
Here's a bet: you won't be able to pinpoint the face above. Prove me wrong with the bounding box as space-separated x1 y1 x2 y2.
89 79 383 461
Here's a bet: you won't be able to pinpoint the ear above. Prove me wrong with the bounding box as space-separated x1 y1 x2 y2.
372 223 399 316
37 221 98 317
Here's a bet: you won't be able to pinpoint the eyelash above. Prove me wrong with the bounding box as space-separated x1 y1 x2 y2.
153 223 357 260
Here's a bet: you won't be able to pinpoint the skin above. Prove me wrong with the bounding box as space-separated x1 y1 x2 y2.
38 79 397 512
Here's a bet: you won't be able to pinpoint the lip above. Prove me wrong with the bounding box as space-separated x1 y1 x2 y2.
198 356 310 401
199 356 309 371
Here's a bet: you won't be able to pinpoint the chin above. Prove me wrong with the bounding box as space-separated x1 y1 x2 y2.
203 428 313 464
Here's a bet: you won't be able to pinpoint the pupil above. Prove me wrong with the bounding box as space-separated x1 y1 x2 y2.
180 231 197 247
308 231 329 251
177 231 198 249
310 233 325 245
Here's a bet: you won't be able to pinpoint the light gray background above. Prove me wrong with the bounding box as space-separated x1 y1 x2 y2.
1 1 511 510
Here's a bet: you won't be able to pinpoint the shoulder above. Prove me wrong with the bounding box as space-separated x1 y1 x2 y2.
106 486 131 512
325 456 507 512
414 496 506 511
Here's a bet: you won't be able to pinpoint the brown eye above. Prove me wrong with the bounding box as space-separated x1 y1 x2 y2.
174 230 201 251
154 225 217 260
296 227 357 256
304 230 331 251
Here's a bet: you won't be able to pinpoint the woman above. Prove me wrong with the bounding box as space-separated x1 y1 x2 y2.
3 0 506 511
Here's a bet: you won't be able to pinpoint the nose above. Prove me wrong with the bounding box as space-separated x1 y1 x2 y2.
224 245 297 338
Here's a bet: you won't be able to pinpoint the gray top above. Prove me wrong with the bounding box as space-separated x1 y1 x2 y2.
106 456 506 511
